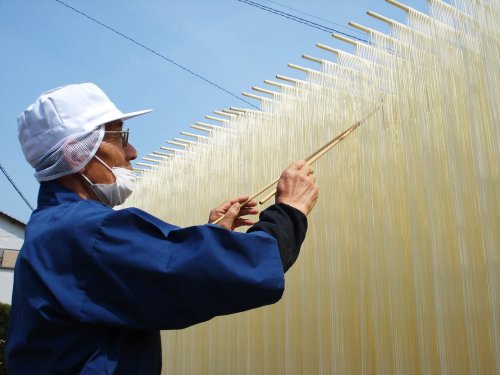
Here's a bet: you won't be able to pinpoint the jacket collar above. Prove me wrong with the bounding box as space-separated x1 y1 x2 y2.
37 180 84 208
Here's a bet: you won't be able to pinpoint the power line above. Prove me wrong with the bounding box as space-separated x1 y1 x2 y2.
261 0 366 36
54 0 259 109
236 0 368 43
0 162 34 211
237 0 333 33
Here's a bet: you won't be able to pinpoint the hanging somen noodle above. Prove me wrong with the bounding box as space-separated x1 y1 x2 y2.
126 0 500 373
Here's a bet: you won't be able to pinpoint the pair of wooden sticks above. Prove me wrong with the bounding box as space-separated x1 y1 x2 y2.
212 106 381 225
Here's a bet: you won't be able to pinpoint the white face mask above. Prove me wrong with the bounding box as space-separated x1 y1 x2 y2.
81 156 136 207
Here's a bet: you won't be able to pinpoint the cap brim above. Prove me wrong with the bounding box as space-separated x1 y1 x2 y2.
119 109 153 122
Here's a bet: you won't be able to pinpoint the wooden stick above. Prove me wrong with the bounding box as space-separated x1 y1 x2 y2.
149 153 170 159
258 122 361 204
260 105 381 204
367 11 395 26
212 124 355 225
288 63 315 74
136 162 157 168
264 80 286 88
385 0 411 12
302 54 323 64
316 43 341 55
252 86 277 96
212 105 381 225
195 122 219 129
332 33 357 45
211 178 280 225
190 124 212 132
166 140 188 148
348 21 371 34
142 157 161 163
229 107 248 113
222 109 242 116
276 75 302 84
146 153 163 158
214 110 235 118
242 92 266 101
205 115 227 123
181 131 209 140
174 138 196 145
152 151 172 157
160 146 184 153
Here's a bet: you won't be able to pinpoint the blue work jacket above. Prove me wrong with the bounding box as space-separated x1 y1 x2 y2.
6 181 285 374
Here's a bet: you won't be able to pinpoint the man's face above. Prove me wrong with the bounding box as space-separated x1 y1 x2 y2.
84 120 138 184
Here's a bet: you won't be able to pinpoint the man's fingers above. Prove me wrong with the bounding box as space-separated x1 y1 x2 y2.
290 160 314 175
275 160 320 216
230 195 251 204
209 195 259 225
218 202 259 230
227 202 241 216
230 197 257 213
295 160 307 169
218 202 241 230
242 200 257 207
220 200 233 211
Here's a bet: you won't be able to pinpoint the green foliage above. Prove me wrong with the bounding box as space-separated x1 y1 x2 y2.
0 302 10 375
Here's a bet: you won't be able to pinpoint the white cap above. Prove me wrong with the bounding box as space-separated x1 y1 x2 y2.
18 83 152 181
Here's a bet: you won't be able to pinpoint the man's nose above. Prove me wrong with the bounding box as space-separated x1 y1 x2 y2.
125 143 138 161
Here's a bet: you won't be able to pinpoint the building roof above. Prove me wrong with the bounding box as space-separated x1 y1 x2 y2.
0 211 26 227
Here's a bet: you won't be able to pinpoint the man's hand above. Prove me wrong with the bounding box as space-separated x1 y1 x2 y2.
276 160 319 216
209 195 259 230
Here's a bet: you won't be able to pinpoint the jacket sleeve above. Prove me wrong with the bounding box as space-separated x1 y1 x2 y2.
79 207 284 330
247 203 308 272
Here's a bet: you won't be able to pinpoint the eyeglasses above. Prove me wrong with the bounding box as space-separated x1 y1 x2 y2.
104 128 130 146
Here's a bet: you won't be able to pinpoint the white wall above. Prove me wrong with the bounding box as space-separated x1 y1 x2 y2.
0 217 24 250
0 269 14 304
0 215 24 305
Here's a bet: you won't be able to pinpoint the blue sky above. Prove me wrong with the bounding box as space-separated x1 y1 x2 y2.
0 0 426 222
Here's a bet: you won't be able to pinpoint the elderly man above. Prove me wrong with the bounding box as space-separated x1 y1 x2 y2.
6 83 318 374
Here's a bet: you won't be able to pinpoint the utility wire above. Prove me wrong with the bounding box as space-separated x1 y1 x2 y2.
54 0 259 109
236 0 368 43
237 0 333 33
0 162 34 211
262 0 366 36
